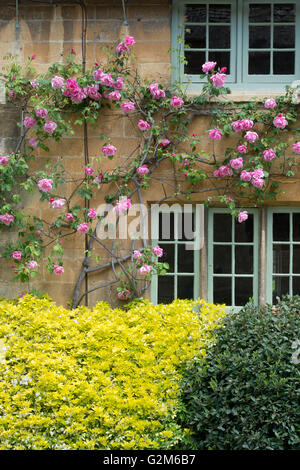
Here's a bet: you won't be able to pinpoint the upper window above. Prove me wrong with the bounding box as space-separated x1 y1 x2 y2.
171 0 300 91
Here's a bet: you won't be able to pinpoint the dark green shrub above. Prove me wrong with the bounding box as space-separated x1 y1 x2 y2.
181 296 300 450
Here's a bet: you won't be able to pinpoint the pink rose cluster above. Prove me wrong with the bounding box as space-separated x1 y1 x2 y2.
23 116 36 128
114 198 132 215
214 165 233 178
116 35 135 54
293 142 300 154
0 213 14 226
152 245 163 257
149 83 166 99
93 69 124 90
62 78 87 104
121 102 135 113
208 128 222 140
139 264 152 275
240 168 265 188
84 84 101 101
263 148 277 161
159 138 170 147
35 108 48 118
117 289 131 300
27 260 38 270
231 119 254 132
0 155 10 165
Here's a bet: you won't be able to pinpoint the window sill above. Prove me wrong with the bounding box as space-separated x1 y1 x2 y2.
186 88 288 102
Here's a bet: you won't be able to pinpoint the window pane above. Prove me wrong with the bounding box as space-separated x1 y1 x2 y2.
274 4 295 23
214 245 231 274
273 213 290 241
235 277 253 305
273 52 295 75
213 277 231 304
184 51 206 74
235 214 254 242
178 211 195 241
160 243 175 272
185 26 206 49
209 25 230 49
177 276 194 299
249 4 271 23
213 214 232 242
273 276 289 303
158 276 174 303
273 26 295 48
293 213 300 241
178 244 194 273
273 244 290 273
208 51 230 73
293 245 300 274
209 4 231 23
235 246 253 274
185 4 206 23
249 26 271 48
159 212 174 241
249 51 270 74
292 277 300 295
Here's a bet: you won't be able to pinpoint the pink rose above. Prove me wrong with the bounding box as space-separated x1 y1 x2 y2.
159 138 170 147
84 85 101 101
263 149 277 161
102 144 117 156
113 77 124 90
240 170 252 182
0 155 10 165
241 119 254 130
116 42 130 54
38 178 53 192
99 73 114 87
273 113 288 129
149 83 166 99
12 251 22 260
231 120 244 132
65 213 74 221
124 35 135 46
77 223 89 234
85 167 95 176
208 128 222 140
29 137 38 148
30 80 39 87
138 120 150 131
51 198 66 209
8 90 16 99
133 250 143 260
264 98 277 109
51 76 65 89
139 264 152 274
114 198 132 215
107 90 121 101
93 68 104 81
117 290 131 300
230 157 243 170
44 120 57 134
170 96 184 108
237 145 247 154
88 208 97 219
93 173 103 185
27 260 38 269
214 165 233 178
238 211 248 223
251 168 264 179
152 245 163 257
121 102 135 113
24 116 36 128
244 131 259 143
202 61 217 73
252 178 265 188
210 73 226 88
293 142 300 154
35 108 48 118
53 265 64 275
137 165 149 176
0 214 14 226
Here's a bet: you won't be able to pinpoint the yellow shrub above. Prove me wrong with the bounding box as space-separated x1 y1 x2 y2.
0 295 226 449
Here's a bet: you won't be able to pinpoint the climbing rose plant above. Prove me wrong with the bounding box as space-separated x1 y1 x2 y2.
0 38 299 306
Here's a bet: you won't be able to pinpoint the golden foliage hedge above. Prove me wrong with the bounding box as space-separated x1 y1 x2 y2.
0 295 226 449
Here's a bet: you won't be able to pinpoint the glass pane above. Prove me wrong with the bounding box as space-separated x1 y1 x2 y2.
185 26 206 49
249 4 271 23
235 214 254 242
209 25 230 49
213 277 231 304
158 276 174 304
273 52 295 75
249 26 270 48
177 276 194 299
185 4 206 23
159 212 174 241
293 245 300 274
214 245 231 274
273 213 290 241
178 211 195 241
159 243 175 273
274 4 295 23
292 277 300 295
235 246 253 274
235 277 253 306
272 276 289 303
208 51 230 73
213 213 232 242
273 26 295 48
249 51 270 74
178 244 194 273
209 4 231 23
273 245 290 273
184 51 206 74
293 213 300 241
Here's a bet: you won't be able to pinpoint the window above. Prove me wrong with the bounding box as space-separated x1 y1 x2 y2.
207 208 259 308
267 208 300 303
171 0 300 91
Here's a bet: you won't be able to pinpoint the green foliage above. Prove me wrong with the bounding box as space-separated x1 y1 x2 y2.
0 295 226 450
180 296 300 450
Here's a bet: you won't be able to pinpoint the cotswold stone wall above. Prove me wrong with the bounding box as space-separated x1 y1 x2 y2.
0 0 299 306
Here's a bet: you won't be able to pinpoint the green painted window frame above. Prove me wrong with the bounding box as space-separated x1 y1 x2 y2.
207 208 259 309
151 204 201 304
266 207 300 303
171 0 300 92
